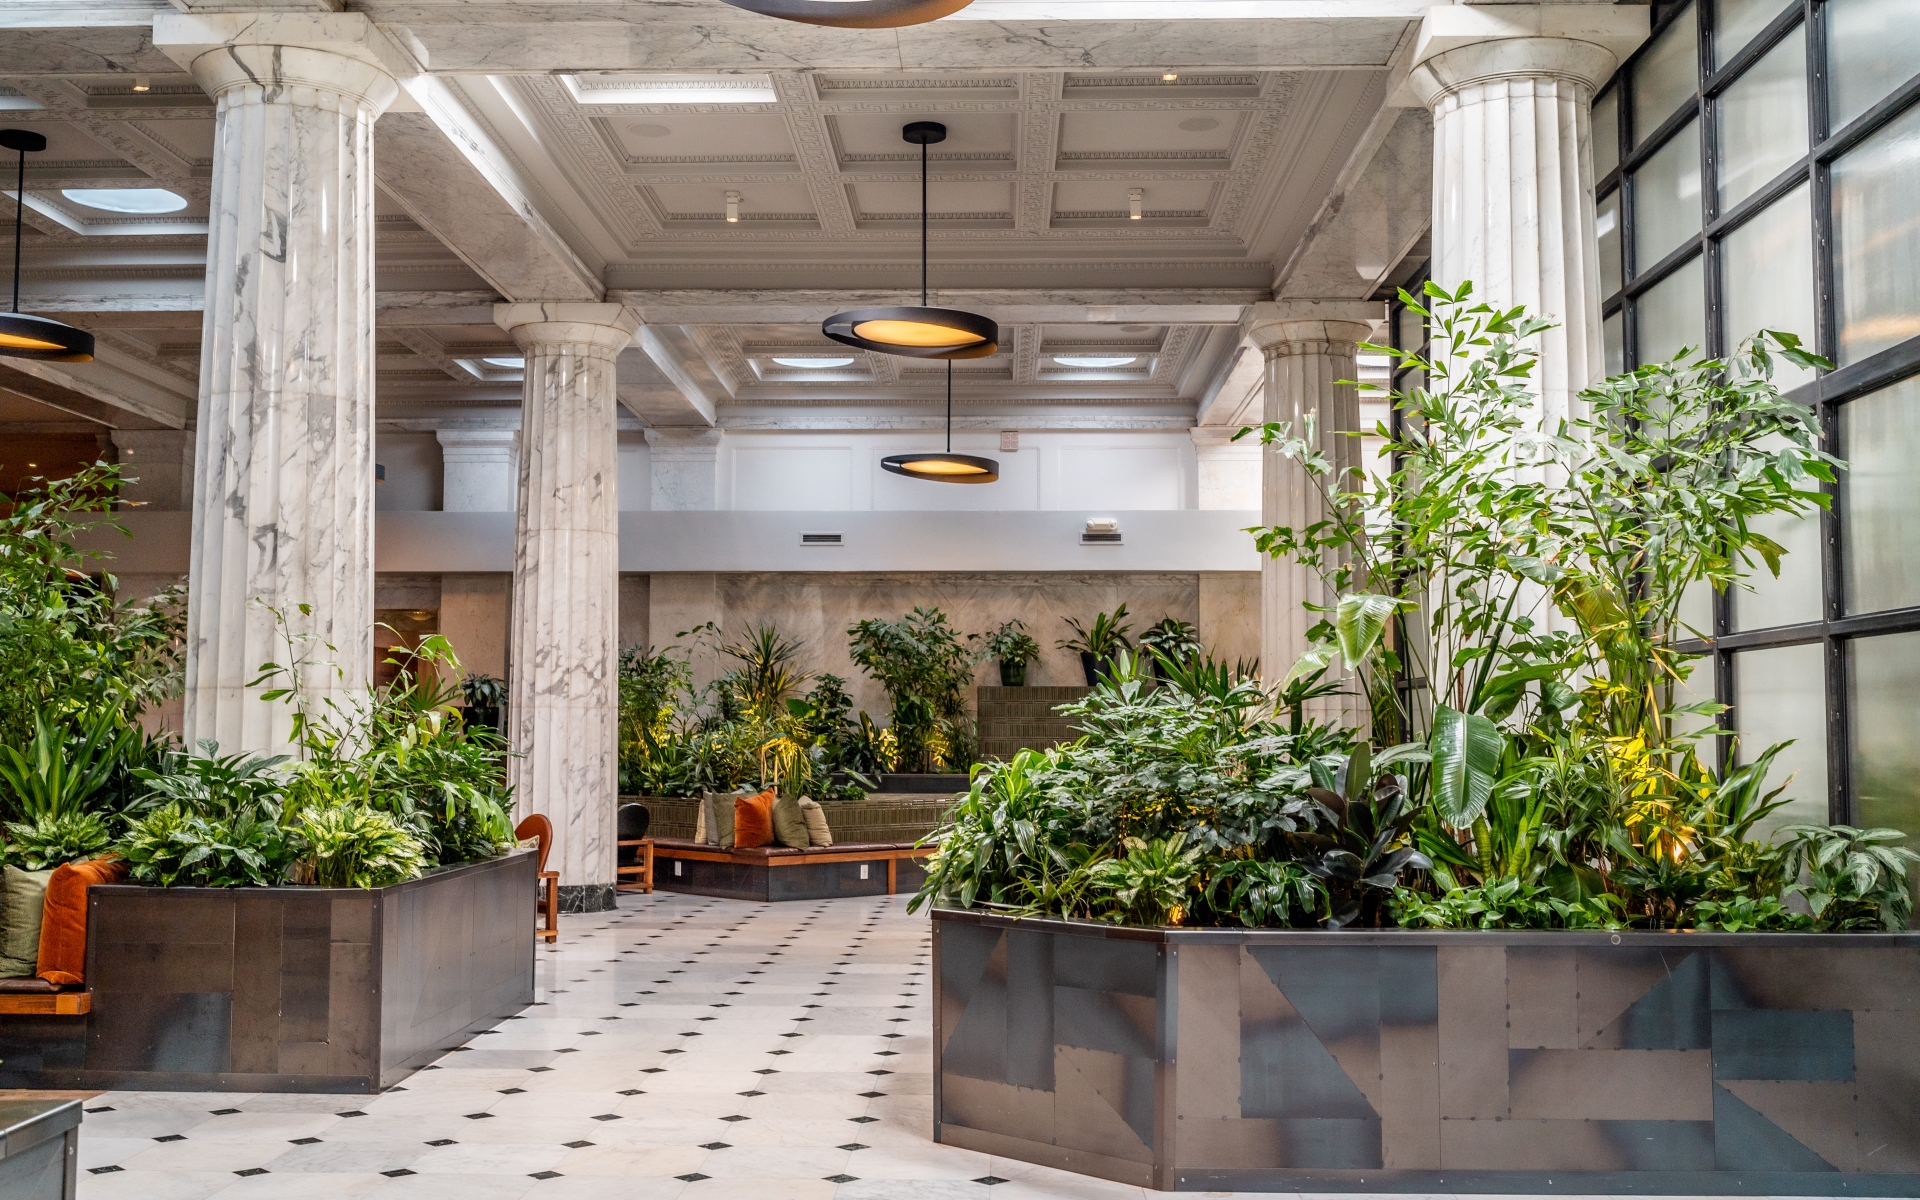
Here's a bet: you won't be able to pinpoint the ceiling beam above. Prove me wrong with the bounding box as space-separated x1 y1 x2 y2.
611 288 1265 327
377 75 604 303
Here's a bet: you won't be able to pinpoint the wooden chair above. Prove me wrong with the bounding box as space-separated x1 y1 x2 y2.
616 802 654 895
514 814 560 943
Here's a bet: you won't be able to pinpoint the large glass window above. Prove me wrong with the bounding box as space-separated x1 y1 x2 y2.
1832 102 1920 365
1720 183 1816 385
1714 26 1807 209
1632 121 1703 266
1634 7 1701 139
1826 0 1920 130
1599 0 1920 830
1850 632 1920 846
1840 375 1920 614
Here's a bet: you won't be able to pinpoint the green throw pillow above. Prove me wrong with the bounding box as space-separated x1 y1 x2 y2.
704 791 738 850
0 866 53 978
772 792 811 849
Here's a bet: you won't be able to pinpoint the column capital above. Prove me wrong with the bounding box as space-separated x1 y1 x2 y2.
435 428 519 457
1244 300 1381 358
153 12 409 111
496 303 641 357
1409 4 1647 107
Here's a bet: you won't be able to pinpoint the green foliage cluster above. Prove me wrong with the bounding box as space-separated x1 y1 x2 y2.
974 619 1040 668
848 607 979 773
919 283 1919 933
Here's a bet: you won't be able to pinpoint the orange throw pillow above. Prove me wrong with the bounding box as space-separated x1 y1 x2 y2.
733 789 777 849
37 856 127 986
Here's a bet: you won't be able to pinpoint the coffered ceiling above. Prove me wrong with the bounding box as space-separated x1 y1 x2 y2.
0 1 1425 433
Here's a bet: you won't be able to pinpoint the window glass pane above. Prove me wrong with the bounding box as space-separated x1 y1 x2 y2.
1840 373 1920 613
1715 25 1807 210
1833 102 1920 365
1598 190 1623 298
1714 0 1790 66
1827 0 1920 131
1668 646 1722 750
1604 310 1625 376
1592 87 1620 180
1721 183 1816 388
1632 120 1703 269
1635 253 1706 365
1732 642 1828 836
1732 435 1824 630
1634 6 1701 141
1851 632 1920 864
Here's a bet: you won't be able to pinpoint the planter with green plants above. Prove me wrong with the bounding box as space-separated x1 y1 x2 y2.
975 619 1041 687
1057 604 1132 686
922 284 1920 1192
0 468 533 1090
459 670 507 733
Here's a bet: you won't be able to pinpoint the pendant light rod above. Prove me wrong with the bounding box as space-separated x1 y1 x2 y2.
946 361 953 453
10 139 23 313
921 136 929 307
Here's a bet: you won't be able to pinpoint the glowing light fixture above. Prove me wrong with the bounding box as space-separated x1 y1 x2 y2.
1054 355 1137 369
131 77 151 93
720 0 974 28
823 121 998 361
1162 71 1180 81
0 129 92 362
725 190 741 223
772 356 855 368
881 362 998 484
1128 188 1143 220
61 187 187 215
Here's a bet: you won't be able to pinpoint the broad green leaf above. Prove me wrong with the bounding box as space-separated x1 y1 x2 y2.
1429 703 1505 827
1333 593 1402 668
1282 643 1338 689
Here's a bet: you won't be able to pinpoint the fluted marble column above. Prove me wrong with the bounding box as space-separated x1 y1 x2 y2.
155 14 404 753
1247 301 1380 727
497 303 640 912
1409 4 1646 431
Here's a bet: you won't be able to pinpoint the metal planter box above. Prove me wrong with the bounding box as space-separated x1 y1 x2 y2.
932 908 1920 1194
0 851 536 1094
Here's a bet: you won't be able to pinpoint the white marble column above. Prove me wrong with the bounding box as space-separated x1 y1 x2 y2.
497 302 641 912
155 14 405 754
1246 301 1380 726
642 428 723 511
1409 4 1646 431
437 429 520 512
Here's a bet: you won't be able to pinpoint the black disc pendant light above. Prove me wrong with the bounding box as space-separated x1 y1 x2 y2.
882 361 999 484
823 121 998 361
720 0 974 27
0 129 93 362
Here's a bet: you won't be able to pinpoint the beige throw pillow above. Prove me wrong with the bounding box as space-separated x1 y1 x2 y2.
0 866 53 978
799 798 833 848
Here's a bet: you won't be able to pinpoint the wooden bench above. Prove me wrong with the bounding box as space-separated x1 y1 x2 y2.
616 839 654 894
0 983 89 1015
649 837 934 902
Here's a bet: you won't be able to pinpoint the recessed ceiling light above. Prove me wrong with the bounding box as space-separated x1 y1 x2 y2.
60 187 187 214
1178 117 1220 132
482 356 525 368
629 123 671 137
772 356 856 368
1054 355 1137 369
1162 71 1180 82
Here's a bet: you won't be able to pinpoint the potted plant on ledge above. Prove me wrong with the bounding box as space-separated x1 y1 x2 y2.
1057 604 1132 686
977 619 1040 687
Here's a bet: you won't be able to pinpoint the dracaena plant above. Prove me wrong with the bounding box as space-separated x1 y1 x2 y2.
1243 281 1837 836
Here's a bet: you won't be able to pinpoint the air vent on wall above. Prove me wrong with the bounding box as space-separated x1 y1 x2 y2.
1082 517 1121 545
800 531 844 546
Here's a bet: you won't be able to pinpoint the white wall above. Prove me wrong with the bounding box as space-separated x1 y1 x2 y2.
375 433 443 512
617 436 652 511
719 430 1196 512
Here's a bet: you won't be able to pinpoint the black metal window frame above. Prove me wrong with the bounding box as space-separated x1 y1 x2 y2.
1597 0 1920 823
